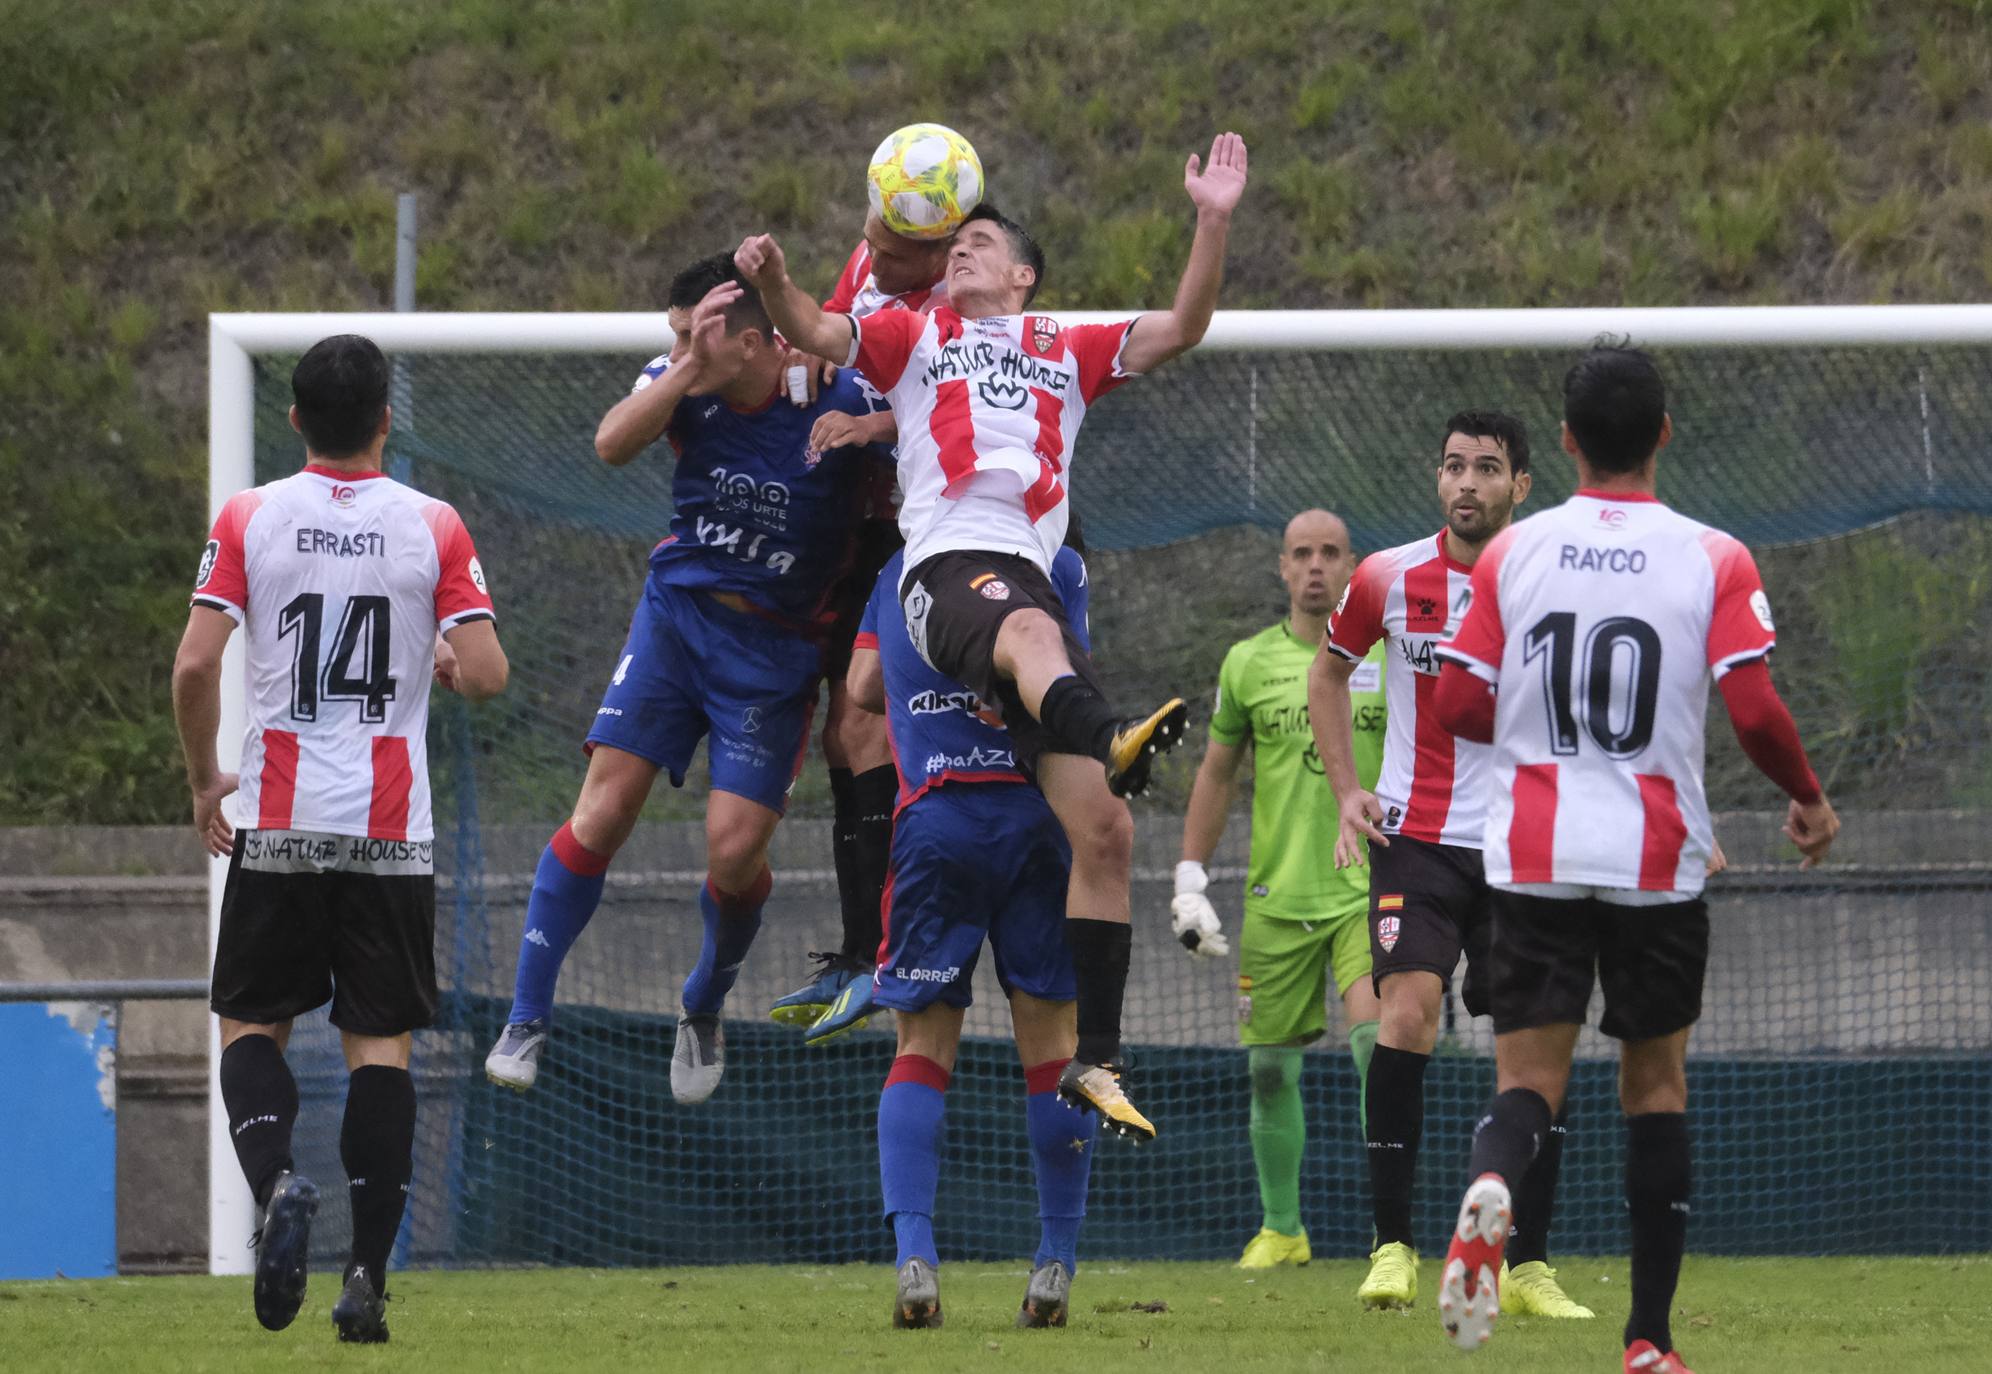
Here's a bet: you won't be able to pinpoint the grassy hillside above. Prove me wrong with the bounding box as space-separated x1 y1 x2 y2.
4 0 1990 822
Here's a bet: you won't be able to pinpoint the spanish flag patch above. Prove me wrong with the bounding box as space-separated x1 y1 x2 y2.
1377 894 1405 911
969 572 997 590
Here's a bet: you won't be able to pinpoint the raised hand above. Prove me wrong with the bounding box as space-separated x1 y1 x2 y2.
1185 131 1249 217
734 233 788 293
683 282 742 387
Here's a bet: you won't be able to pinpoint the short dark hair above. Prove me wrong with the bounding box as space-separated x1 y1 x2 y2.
668 252 774 337
1441 409 1531 476
1563 340 1666 475
962 203 1046 307
292 334 389 457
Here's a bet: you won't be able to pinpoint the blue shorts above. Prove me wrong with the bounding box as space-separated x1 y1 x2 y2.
585 578 820 813
875 784 1075 1012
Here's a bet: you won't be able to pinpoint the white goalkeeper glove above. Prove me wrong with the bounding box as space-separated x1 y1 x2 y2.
1170 860 1230 959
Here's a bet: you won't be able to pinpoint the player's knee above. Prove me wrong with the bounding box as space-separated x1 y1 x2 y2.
705 832 767 893
1247 1053 1294 1102
1619 1056 1688 1115
1377 975 1442 1047
1066 797 1134 872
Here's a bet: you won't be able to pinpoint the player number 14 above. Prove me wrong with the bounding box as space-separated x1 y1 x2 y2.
277 592 398 724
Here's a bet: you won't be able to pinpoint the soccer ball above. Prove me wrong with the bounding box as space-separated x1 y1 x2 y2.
866 123 983 241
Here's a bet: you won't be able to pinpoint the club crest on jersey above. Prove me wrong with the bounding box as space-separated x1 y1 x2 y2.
970 572 1011 601
1377 914 1402 952
1028 316 1062 358
329 484 357 508
195 539 219 590
977 375 1029 411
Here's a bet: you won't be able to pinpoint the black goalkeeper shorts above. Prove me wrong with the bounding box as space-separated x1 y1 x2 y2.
899 548 1105 769
1487 889 1710 1041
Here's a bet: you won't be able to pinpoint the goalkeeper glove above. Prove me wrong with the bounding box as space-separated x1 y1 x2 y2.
1170 860 1230 958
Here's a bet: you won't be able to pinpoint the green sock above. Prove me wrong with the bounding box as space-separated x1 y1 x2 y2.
1348 1019 1378 1137
1247 1046 1306 1236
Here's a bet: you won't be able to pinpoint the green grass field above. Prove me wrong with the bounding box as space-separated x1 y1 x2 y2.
4 1256 1987 1373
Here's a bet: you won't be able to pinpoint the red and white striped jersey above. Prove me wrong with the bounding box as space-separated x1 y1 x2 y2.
823 240 949 319
191 465 495 843
1437 491 1778 897
845 307 1137 579
1326 532 1488 848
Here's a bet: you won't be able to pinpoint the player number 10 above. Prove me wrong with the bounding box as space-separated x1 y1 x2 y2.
1521 611 1661 758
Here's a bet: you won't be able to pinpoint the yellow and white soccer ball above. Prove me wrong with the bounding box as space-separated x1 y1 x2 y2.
866 123 984 241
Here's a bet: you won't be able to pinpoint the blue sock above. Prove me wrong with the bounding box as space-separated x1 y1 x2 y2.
1026 1060 1095 1272
506 822 609 1025
879 1055 948 1268
680 868 769 1016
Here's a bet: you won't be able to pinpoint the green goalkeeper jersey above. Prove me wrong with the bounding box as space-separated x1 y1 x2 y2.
1208 622 1386 919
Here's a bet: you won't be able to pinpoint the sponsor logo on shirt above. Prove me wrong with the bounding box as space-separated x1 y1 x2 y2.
923 745 1016 775
468 556 487 593
195 539 219 590
1598 507 1628 530
893 965 961 984
330 484 357 508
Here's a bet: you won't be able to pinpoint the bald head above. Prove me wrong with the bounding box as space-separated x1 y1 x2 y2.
1281 508 1354 618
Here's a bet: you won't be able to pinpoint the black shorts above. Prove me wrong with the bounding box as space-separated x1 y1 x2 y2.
210 829 439 1037
1367 834 1492 1016
823 519 906 682
899 549 1104 768
1487 889 1710 1041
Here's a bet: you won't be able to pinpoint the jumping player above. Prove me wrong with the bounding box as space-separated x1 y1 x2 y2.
735 130 1252 1137
1431 345 1839 1370
851 537 1098 1329
482 255 880 1103
1311 411 1590 1318
767 205 958 1041
174 334 509 1342
1172 509 1387 1268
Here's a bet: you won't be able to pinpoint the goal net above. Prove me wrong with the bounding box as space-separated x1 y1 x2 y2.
206 307 1992 1272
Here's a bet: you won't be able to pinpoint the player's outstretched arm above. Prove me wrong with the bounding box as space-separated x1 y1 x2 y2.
1173 738 1243 958
1718 658 1840 867
1120 132 1248 375
171 606 240 858
441 618 509 703
1309 640 1387 867
734 234 857 365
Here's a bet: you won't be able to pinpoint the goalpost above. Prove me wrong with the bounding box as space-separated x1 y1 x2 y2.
206 305 1992 1274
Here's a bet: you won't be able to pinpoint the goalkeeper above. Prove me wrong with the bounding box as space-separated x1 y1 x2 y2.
1171 509 1385 1269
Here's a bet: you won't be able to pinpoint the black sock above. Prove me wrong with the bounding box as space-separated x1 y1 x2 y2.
1624 1112 1690 1353
828 766 860 958
1365 1044 1429 1247
1038 675 1119 762
844 765 897 963
341 1065 417 1292
1508 1106 1569 1266
1065 918 1131 1064
220 1034 298 1210
1468 1087 1553 1192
